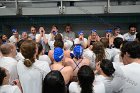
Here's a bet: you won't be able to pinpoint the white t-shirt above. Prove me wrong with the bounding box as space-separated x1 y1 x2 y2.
0 57 18 84
15 52 24 61
111 62 125 93
0 85 21 93
105 48 113 60
36 34 50 52
113 54 124 66
120 62 140 93
123 32 137 41
17 60 50 93
74 38 87 45
38 55 52 65
95 75 113 93
9 35 21 44
111 48 121 59
69 81 105 93
83 48 96 70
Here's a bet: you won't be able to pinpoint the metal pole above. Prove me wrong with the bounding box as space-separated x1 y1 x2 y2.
107 0 110 13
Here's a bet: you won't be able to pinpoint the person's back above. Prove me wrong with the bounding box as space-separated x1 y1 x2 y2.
51 47 73 84
0 43 18 84
120 41 140 93
17 40 50 93
64 45 89 78
121 63 140 93
17 60 42 93
69 65 105 93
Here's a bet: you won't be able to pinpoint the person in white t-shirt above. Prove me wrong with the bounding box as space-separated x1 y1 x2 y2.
100 37 113 60
17 40 50 93
69 65 105 93
120 41 140 93
48 25 59 50
28 26 37 41
113 26 123 39
36 26 49 54
95 59 115 93
62 24 75 50
123 24 137 41
74 31 87 49
0 43 18 84
0 67 21 93
83 43 96 70
36 42 52 65
112 37 123 60
9 28 21 44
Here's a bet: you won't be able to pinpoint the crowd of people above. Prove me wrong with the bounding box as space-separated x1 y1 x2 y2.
0 24 140 93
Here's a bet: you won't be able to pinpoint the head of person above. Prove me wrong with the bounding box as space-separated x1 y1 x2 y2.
53 47 64 62
113 26 121 36
36 42 43 59
0 67 10 86
21 31 28 40
121 41 140 65
20 40 37 67
129 24 137 35
16 40 25 52
78 65 95 93
78 31 84 40
105 29 112 38
90 29 97 40
12 28 19 38
54 33 63 41
96 59 115 77
113 37 123 49
51 25 58 35
43 70 66 93
39 26 45 34
92 41 105 62
54 40 64 49
30 26 36 35
73 45 83 59
136 32 140 42
0 43 17 58
65 24 72 33
100 37 109 48
0 34 8 42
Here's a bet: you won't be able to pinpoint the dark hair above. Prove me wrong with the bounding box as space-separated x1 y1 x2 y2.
78 65 95 93
54 40 64 49
100 59 115 77
43 70 66 93
54 33 63 41
113 26 120 31
113 37 123 49
100 37 109 48
129 24 137 30
0 67 6 86
20 40 36 67
92 41 105 62
36 42 43 59
136 32 140 42
121 41 140 58
52 25 58 30
16 40 25 52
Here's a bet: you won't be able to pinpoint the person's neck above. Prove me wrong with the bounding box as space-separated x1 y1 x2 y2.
54 61 63 65
100 71 109 78
130 58 140 64
3 54 14 58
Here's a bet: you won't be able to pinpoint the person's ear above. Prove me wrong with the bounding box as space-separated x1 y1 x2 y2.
126 52 130 57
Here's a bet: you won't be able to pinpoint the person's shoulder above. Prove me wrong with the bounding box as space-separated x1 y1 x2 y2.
94 81 105 93
69 82 80 93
